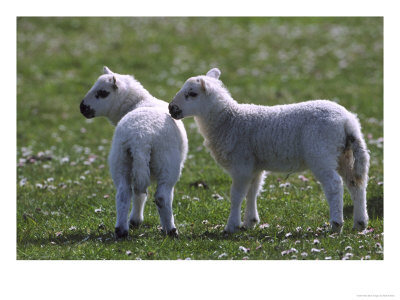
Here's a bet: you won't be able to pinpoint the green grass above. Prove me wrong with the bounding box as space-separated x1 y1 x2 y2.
17 17 383 260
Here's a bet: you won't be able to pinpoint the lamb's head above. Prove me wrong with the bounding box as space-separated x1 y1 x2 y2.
169 68 222 120
80 66 124 120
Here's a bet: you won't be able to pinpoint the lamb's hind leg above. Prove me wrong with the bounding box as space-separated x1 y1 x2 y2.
346 183 368 231
338 152 369 231
154 183 177 237
114 175 132 239
128 148 151 229
311 168 344 233
243 171 265 229
110 146 133 239
129 192 147 228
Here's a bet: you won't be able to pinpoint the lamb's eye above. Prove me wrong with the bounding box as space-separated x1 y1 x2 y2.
95 90 110 99
188 92 198 97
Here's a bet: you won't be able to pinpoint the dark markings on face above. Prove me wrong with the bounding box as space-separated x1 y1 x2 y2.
95 89 110 99
185 88 198 99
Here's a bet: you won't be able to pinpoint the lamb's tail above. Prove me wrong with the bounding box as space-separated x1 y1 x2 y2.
108 137 131 185
108 134 151 194
341 115 370 187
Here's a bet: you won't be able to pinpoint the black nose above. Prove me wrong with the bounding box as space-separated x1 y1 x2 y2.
168 104 182 119
80 100 95 118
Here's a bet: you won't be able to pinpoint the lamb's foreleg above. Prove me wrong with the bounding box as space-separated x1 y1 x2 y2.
224 175 252 233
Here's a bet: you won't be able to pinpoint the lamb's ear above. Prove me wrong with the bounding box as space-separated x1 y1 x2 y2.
206 68 221 79
199 78 210 95
112 76 118 90
103 66 113 74
200 78 207 92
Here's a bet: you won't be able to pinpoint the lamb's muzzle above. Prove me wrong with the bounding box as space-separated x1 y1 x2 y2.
80 100 95 118
168 103 182 119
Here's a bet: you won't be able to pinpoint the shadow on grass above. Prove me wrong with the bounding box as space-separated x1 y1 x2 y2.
17 226 317 247
18 231 115 247
182 225 334 242
19 203 380 248
343 196 383 220
17 225 168 247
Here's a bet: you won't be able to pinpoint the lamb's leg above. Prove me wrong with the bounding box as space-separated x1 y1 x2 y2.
346 183 368 231
114 179 132 238
110 145 132 239
128 147 150 229
337 151 369 231
154 183 177 237
243 171 265 229
224 176 252 233
312 168 344 233
129 192 147 228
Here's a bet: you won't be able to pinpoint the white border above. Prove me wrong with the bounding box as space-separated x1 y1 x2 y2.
3 1 399 299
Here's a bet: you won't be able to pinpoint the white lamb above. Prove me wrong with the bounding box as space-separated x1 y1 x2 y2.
169 68 369 234
80 66 188 238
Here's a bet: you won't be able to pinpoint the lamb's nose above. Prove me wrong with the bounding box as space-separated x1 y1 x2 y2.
80 100 95 118
168 104 182 119
168 104 178 114
80 100 87 114
79 100 90 115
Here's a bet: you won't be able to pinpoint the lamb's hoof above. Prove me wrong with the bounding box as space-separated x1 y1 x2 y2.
167 228 179 238
115 227 128 239
331 221 343 233
353 220 368 231
223 224 240 234
243 218 259 229
129 219 142 228
222 230 231 236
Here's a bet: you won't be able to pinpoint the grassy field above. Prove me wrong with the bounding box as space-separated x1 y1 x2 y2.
17 17 383 260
